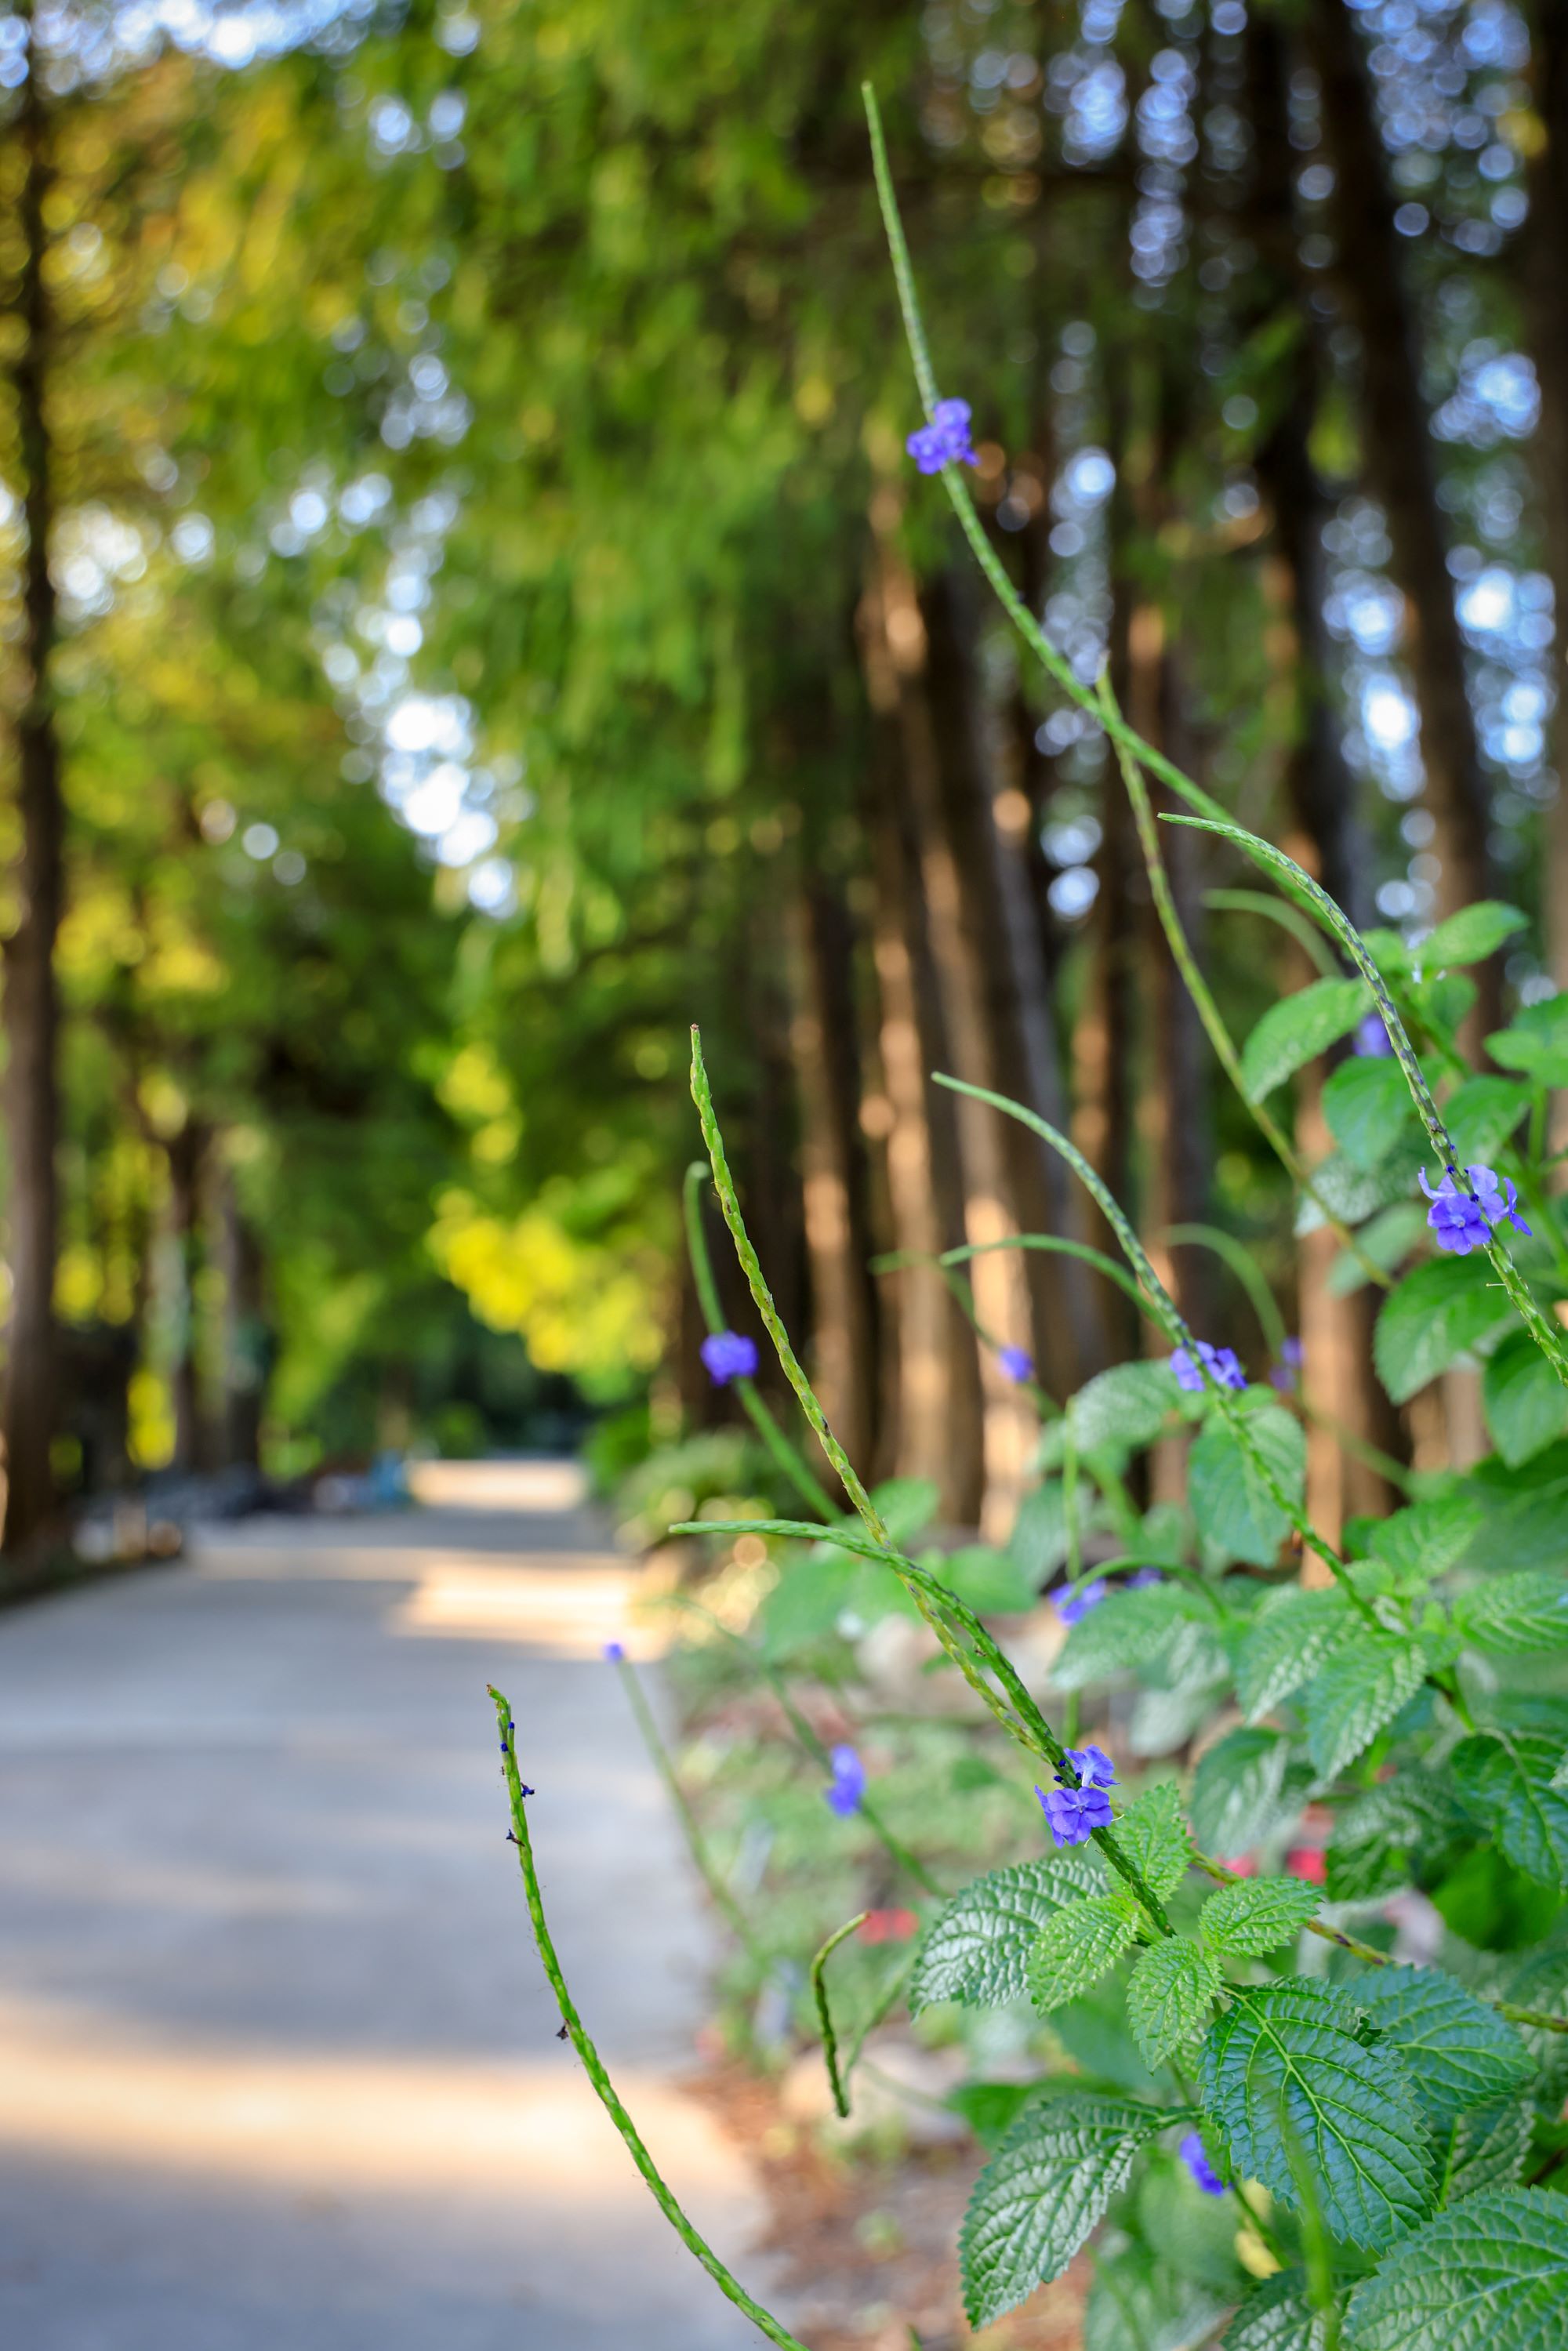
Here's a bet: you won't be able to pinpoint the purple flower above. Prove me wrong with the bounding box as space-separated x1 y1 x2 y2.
906 397 978 475
1180 2129 1225 2197
1127 1567 1164 1589
1420 1163 1531 1257
1054 1577 1105 1627
603 1640 625 1663
1269 1336 1304 1393
824 1745 866 1817
1171 1341 1246 1395
1065 1743 1116 1790
700 1330 760 1385
1354 1012 1394 1058
997 1344 1034 1385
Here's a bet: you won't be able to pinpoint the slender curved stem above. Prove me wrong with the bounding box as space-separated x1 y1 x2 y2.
489 1688 813 2351
684 1163 835 1516
1163 1221 1289 1359
810 1911 868 2117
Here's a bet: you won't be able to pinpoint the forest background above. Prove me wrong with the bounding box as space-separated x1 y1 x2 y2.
2 0 1563 1573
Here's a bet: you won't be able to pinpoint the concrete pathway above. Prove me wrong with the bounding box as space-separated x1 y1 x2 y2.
0 1463 771 2350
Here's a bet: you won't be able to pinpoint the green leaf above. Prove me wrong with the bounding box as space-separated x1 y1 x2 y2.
1126 1937 1222 2066
1486 997 1568 1088
1008 1480 1071 1586
1323 1055 1418 1170
1345 2187 1568 2349
1328 1203 1427 1296
1200 1877 1322 1957
1085 2242 1229 2349
1367 1494 1484 1581
1225 2270 1330 2350
1484 1332 1568 1469
1347 1966 1536 2134
1115 1779 1195 1902
1452 1731 1568 1886
1199 1977 1432 2251
1424 901 1529 968
1067 1359 1181 1455
925 1542 1036 1614
1374 1257 1514 1404
1296 1137 1427 1236
1025 1894 1138 2015
909 1853 1106 2011
1327 1780 1465 1905
1305 1635 1427 1781
1189 1727 1295 1859
1241 978 1370 1101
1455 1570 1568 1656
1051 1580 1197 1690
1443 1075 1532 1166
1438 2093 1534 2204
760 1549 858 1656
1238 1589 1356 1723
1189 1407 1307 1567
959 2092 1165 2326
866 1476 941 1544
1137 2152 1251 2290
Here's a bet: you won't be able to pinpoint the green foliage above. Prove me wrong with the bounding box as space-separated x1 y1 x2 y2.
1422 902 1529 969
1323 1057 1417 1171
1345 2190 1568 2349
1454 1570 1568 1656
1026 1893 1138 2014
1125 1938 1222 2066
1225 2271 1328 2350
1485 1333 1568 1468
1051 1580 1200 1689
958 2092 1164 2326
1189 1406 1307 1566
1189 1727 1299 1859
1451 1731 1568 1887
1200 1979 1433 2250
1345 1966 1535 2134
1237 1589 1356 1722
1240 979 1370 1101
1066 1360 1181 1454
1113 1780 1194 1903
1374 1257 1515 1403
1199 1877 1321 1957
908 1853 1105 2010
1304 1635 1426 1781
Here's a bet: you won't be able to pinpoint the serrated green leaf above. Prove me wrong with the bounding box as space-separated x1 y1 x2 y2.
1083 2243 1230 2351
1189 1408 1307 1568
1296 1137 1427 1237
959 2092 1165 2326
1189 1727 1293 1859
1374 1257 1514 1404
1238 1590 1356 1723
1115 1779 1194 1902
1443 1075 1532 1166
1347 1965 1535 2134
1424 901 1529 968
1484 1332 1568 1469
1486 1000 1568 1088
1451 1732 1568 1887
1241 978 1370 1101
1323 1055 1418 1170
1305 1635 1427 1781
1126 1937 1222 2066
1200 1877 1321 1957
1025 1895 1138 2015
1199 1977 1432 2251
1326 1779 1464 1905
1345 2187 1568 2349
908 1852 1106 2011
1224 2269 1330 2350
1367 1494 1485 1581
1067 1359 1181 1454
1051 1581 1197 1691
1455 1571 1568 1656
1438 2092 1533 2204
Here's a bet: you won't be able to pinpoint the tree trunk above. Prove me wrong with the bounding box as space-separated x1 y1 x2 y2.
786 876 879 1475
165 1122 209 1473
2 52 63 1562
218 1168 267 1471
1310 0 1495 996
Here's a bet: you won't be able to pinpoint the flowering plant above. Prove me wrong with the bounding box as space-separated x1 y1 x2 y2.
487 89 1568 2351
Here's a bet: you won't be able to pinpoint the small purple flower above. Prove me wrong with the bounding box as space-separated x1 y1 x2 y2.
1065 1743 1116 1790
1420 1163 1531 1257
997 1344 1034 1385
700 1330 759 1385
1054 1577 1105 1627
1127 1566 1165 1589
1171 1341 1247 1395
906 397 978 475
824 1744 866 1818
1354 1012 1394 1058
1180 2129 1225 2196
1269 1335 1304 1393
603 1640 625 1663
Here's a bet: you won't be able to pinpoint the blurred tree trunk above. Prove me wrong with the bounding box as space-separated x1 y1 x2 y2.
786 873 879 1475
218 1169 267 1471
1522 8 1568 1012
165 1121 210 1473
2 49 63 1561
1248 5 1399 1544
860 524 985 1520
1310 0 1497 1014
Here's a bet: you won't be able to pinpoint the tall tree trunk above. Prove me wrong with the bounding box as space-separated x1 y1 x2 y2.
218 1168 267 1471
2 50 63 1561
1310 0 1496 1003
1522 7 1568 1014
165 1122 209 1473
786 875 879 1475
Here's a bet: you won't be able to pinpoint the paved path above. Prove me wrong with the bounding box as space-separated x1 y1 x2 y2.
0 1463 771 2351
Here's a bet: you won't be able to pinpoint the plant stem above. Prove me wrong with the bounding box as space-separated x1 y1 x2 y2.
489 1688 814 2351
810 1910 868 2117
611 1649 764 1957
